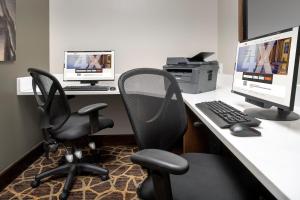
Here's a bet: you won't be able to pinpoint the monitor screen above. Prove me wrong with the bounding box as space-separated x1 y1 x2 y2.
232 26 300 109
64 51 115 81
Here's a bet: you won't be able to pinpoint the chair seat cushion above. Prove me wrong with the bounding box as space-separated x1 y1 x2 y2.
138 153 254 200
53 113 114 141
171 153 253 200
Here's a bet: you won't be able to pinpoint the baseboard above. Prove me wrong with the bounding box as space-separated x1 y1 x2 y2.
0 142 44 191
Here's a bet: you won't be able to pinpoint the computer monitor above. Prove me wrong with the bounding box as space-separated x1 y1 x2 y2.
64 51 115 85
232 26 300 121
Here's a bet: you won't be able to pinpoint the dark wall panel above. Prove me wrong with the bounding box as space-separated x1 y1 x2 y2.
247 0 300 38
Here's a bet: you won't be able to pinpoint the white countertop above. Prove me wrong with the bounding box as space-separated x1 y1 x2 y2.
182 86 300 200
16 74 120 95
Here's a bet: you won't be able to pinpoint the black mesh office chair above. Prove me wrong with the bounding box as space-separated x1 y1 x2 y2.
118 68 254 200
28 68 114 200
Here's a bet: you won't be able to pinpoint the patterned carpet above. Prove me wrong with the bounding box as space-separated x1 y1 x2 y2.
0 146 146 200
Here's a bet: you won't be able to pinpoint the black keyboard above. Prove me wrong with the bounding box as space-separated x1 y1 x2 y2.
63 85 110 91
196 101 261 128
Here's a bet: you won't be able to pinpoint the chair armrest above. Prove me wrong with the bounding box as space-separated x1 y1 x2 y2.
131 149 189 175
78 103 108 115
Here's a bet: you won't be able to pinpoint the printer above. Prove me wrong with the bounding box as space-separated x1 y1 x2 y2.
163 52 219 94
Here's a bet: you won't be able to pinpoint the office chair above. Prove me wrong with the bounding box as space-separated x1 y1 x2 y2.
28 68 114 200
118 68 254 200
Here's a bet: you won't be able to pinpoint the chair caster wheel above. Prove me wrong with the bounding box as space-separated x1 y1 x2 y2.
31 179 40 188
100 175 109 181
60 192 68 200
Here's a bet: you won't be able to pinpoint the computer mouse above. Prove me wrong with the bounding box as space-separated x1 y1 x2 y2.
229 123 261 137
110 86 116 91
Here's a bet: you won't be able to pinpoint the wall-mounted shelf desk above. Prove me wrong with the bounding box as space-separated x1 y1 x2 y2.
17 73 300 200
17 74 120 96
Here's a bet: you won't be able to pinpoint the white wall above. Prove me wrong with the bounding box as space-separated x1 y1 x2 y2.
217 0 238 74
49 0 218 74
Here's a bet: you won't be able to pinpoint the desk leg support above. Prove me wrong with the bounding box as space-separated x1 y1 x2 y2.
183 107 208 153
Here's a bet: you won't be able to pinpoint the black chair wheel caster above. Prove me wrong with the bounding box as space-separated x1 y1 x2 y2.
31 179 40 188
100 175 109 181
60 192 68 200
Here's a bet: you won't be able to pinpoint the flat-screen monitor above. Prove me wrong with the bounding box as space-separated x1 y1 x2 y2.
64 51 115 82
232 26 300 121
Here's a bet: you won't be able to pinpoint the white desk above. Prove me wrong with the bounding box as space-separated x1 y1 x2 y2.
17 74 300 199
183 78 300 200
16 74 120 95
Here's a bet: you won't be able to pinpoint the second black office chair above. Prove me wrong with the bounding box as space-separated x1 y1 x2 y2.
119 68 255 200
28 68 114 200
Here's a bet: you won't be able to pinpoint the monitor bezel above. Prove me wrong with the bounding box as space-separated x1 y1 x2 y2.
63 50 115 81
231 26 300 111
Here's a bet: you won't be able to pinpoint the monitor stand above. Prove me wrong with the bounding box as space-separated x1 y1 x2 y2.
244 107 300 121
80 80 98 86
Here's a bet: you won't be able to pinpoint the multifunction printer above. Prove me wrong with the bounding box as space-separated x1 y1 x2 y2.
163 52 219 94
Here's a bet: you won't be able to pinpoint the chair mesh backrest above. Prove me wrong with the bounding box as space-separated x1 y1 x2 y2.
28 68 71 130
118 68 187 150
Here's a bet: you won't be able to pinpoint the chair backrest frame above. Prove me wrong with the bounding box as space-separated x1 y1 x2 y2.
28 68 71 131
118 68 188 150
